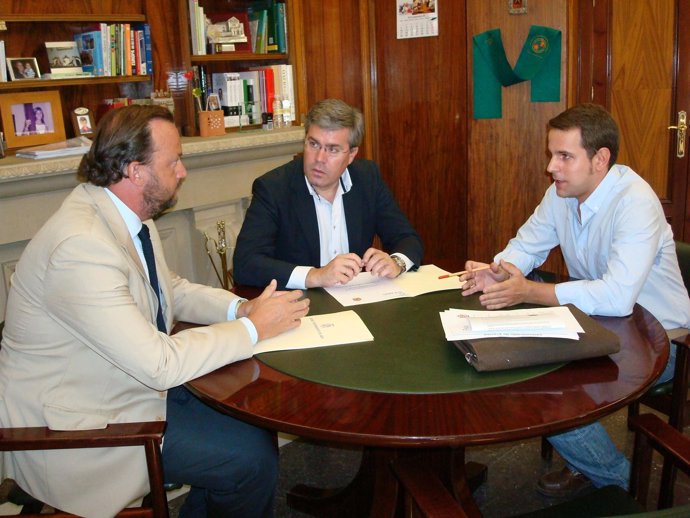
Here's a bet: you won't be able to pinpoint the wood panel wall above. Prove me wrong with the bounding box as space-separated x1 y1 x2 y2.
372 1 468 271
466 1 568 274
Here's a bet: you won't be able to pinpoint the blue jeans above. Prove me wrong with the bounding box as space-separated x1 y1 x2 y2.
547 342 677 489
162 386 278 518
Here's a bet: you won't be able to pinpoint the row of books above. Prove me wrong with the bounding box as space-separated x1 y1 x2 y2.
197 63 295 128
189 0 287 55
74 23 152 77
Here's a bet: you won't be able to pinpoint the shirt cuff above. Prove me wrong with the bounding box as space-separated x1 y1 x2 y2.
238 317 258 345
227 298 258 344
228 297 247 320
287 266 311 289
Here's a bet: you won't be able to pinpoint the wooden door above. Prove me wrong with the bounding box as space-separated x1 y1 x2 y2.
585 0 690 240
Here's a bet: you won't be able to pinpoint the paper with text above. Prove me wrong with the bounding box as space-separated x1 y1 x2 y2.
440 306 584 340
324 264 461 306
254 310 374 354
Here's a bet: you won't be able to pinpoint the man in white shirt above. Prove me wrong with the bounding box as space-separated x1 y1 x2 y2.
233 98 423 289
461 103 690 498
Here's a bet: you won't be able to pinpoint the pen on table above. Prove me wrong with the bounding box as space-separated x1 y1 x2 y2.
438 265 492 279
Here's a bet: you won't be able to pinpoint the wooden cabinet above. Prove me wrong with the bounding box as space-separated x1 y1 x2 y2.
0 0 306 140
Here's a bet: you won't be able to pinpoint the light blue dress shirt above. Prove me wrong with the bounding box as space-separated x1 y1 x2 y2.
495 165 690 330
105 189 258 342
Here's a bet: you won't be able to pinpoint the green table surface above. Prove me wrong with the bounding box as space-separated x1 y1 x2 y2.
258 288 563 394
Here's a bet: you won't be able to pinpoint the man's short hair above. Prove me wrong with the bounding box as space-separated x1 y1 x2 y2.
77 105 174 187
304 99 364 149
548 103 619 168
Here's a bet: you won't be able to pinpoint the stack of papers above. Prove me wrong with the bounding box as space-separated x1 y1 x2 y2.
16 136 91 159
324 264 461 306
439 306 584 340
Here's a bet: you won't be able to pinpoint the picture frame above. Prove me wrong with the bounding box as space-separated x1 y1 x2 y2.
45 41 85 78
0 90 66 149
71 107 95 137
206 93 221 111
6 57 41 81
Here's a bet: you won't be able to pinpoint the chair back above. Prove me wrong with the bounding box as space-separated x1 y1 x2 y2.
675 241 690 293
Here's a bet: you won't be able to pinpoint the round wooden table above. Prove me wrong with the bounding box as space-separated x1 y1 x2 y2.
185 289 669 518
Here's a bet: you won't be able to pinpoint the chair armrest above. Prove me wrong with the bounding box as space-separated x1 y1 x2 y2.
0 421 166 451
391 456 471 518
629 414 690 473
671 333 690 351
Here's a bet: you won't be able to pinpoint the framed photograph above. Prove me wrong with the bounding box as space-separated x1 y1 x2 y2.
71 107 95 137
206 93 221 111
0 90 66 149
45 41 85 77
6 57 41 81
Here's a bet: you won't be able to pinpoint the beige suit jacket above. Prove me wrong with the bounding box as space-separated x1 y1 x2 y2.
0 183 254 517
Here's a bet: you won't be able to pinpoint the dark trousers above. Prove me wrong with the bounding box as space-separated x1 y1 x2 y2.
162 386 278 518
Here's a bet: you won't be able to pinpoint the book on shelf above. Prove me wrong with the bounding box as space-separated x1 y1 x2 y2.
75 30 105 76
248 64 294 123
0 41 6 82
238 70 262 125
275 1 287 53
249 9 268 53
16 136 92 160
188 0 207 55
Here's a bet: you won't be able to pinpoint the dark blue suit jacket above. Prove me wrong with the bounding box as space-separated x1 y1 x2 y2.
233 157 423 287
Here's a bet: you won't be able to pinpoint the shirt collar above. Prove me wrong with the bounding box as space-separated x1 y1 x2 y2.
577 165 621 222
104 187 143 239
304 168 353 198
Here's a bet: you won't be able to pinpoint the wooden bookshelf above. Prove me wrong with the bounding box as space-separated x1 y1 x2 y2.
0 1 306 138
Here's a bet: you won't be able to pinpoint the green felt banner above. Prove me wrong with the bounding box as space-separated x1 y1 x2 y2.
473 25 561 119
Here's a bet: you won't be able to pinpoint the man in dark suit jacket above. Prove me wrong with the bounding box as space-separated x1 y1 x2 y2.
234 99 423 288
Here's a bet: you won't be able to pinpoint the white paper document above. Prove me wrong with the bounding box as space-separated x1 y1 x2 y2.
254 310 374 354
324 264 461 307
439 306 584 341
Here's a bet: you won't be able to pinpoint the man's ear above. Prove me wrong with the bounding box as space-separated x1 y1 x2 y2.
594 147 611 173
347 146 359 165
126 162 145 185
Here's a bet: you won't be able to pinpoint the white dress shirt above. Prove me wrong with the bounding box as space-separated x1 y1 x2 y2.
105 189 258 342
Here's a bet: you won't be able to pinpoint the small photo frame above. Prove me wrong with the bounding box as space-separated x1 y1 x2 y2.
72 107 94 136
6 57 41 81
508 0 528 14
0 90 66 149
206 93 221 111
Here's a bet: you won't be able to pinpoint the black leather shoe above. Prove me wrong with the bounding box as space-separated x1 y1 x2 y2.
537 467 593 498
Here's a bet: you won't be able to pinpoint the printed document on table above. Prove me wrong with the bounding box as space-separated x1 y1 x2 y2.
439 306 584 340
324 264 461 307
254 310 373 354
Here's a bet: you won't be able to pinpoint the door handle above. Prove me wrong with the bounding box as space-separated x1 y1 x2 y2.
668 111 687 158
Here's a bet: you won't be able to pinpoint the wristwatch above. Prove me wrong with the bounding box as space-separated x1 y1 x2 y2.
391 255 407 277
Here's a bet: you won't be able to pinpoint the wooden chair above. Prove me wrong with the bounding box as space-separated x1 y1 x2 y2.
0 321 169 518
392 413 690 518
541 241 690 468
627 239 690 431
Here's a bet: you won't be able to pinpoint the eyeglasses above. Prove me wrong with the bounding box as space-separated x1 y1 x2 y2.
304 137 351 157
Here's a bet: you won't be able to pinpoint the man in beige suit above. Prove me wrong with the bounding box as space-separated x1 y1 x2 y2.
0 105 309 518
